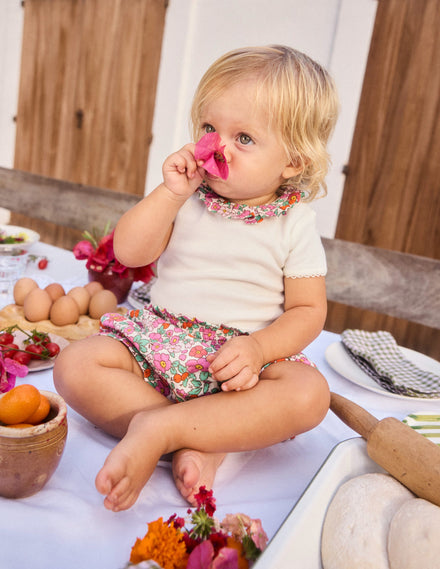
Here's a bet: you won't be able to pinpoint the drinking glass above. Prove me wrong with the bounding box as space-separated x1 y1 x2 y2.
0 250 28 306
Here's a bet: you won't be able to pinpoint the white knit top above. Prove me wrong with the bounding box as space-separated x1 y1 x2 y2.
150 190 327 332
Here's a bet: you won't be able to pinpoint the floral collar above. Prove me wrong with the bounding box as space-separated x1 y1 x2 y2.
197 182 303 224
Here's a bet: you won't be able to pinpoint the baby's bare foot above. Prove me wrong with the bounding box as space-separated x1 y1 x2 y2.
95 412 164 511
172 449 225 505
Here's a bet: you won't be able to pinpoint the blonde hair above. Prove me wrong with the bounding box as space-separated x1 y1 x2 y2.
190 45 339 201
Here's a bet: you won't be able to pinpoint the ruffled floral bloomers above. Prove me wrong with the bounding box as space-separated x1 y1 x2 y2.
99 305 315 403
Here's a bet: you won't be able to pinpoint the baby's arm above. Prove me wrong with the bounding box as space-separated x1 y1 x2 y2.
208 275 327 391
114 144 205 267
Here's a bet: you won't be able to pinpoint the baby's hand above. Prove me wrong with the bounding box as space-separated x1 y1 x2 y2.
207 336 264 392
162 144 205 199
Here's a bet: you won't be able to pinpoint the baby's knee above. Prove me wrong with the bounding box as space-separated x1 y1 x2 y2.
272 362 330 426
297 366 330 426
53 340 91 395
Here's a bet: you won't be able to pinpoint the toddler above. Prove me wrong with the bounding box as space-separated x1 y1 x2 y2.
54 45 339 511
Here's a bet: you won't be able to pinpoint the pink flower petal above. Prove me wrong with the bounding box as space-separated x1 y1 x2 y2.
5 358 29 378
0 373 15 394
250 518 269 550
195 133 229 180
212 547 239 569
187 540 214 569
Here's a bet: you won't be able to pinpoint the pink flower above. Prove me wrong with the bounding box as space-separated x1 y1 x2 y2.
249 518 268 551
72 240 94 260
195 133 229 180
0 354 29 394
221 514 268 552
187 358 209 374
149 333 162 341
190 345 208 358
153 352 171 372
187 540 215 569
212 547 239 568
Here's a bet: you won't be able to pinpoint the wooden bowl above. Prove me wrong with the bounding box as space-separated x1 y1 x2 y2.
0 390 68 499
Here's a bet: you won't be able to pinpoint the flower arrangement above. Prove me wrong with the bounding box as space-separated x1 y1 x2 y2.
126 486 268 569
73 222 155 283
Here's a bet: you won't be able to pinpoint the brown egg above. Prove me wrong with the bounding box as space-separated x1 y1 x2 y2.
50 295 80 326
23 288 52 322
84 281 104 297
67 286 90 315
13 277 39 306
44 282 66 302
88 290 118 319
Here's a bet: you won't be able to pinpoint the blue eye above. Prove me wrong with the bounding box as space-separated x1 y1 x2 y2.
239 133 253 145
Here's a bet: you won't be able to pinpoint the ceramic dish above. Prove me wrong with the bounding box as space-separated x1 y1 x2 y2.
0 224 40 253
254 437 384 568
11 330 69 372
325 341 440 401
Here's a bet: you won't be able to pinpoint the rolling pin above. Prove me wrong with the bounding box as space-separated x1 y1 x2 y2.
330 392 440 506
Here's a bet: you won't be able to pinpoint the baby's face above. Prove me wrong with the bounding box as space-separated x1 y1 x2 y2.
197 79 300 206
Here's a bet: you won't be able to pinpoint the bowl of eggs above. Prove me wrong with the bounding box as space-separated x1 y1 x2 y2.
0 388 68 498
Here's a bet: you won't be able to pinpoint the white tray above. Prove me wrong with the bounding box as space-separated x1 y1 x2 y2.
254 438 384 569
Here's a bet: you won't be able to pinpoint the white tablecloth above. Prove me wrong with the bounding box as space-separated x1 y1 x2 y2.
1 242 439 568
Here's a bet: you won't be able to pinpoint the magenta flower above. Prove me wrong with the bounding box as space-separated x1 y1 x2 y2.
194 485 217 516
195 132 229 180
187 540 215 569
187 540 239 569
72 240 94 260
0 354 29 393
73 228 155 283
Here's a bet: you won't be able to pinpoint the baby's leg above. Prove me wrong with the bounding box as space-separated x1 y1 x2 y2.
53 335 171 438
53 335 173 510
95 360 329 511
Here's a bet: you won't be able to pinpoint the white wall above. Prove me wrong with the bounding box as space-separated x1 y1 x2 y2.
0 0 377 237
0 0 23 169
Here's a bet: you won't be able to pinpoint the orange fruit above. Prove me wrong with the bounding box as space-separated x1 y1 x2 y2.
0 384 41 425
27 393 50 424
6 423 35 429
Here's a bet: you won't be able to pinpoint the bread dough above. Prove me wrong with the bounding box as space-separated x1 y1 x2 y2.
388 498 440 569
321 473 414 569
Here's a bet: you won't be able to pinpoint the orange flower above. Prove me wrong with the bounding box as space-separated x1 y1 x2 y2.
226 537 250 569
130 518 188 569
173 372 189 383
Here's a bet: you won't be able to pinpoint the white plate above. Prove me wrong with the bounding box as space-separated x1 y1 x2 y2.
325 341 440 401
0 224 40 253
127 279 156 309
254 437 384 569
403 412 440 445
9 330 69 372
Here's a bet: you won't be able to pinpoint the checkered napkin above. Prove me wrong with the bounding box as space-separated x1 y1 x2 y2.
341 329 440 398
